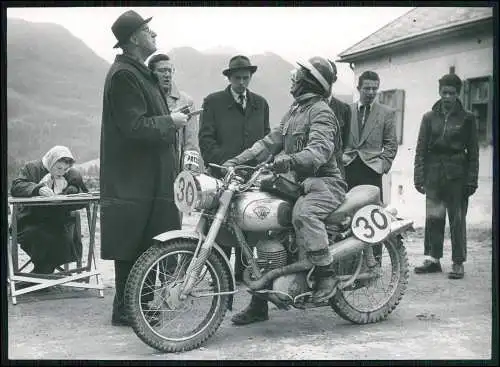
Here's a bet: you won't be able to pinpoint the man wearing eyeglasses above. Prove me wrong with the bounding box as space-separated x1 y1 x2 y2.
100 10 189 327
148 54 202 172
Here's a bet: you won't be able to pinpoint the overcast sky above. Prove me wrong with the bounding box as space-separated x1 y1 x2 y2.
7 6 414 87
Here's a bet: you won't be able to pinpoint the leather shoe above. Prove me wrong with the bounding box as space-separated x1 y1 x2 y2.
448 263 464 279
231 296 269 325
414 259 442 274
312 276 339 303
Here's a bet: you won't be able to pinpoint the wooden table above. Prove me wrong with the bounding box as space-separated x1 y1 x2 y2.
7 193 104 305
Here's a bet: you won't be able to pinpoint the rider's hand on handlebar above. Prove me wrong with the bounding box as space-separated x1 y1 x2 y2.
272 154 295 173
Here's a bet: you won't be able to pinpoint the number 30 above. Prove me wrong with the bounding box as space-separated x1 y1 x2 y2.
352 206 390 242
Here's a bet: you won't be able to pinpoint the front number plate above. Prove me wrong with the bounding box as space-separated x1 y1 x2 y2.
174 170 198 213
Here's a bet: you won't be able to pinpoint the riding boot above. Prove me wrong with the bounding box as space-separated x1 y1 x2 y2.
231 295 269 325
311 265 339 304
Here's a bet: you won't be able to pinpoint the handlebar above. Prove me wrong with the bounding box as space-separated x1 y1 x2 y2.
208 162 274 173
208 162 275 191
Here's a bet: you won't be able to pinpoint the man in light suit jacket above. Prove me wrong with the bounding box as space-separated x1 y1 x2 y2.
343 70 398 203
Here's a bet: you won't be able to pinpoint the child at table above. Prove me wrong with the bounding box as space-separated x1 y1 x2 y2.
10 146 88 274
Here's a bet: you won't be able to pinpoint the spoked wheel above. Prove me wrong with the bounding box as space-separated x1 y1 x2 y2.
124 239 231 353
330 236 409 324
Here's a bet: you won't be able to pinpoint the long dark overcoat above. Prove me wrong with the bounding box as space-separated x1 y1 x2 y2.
198 85 270 166
10 162 88 267
100 54 181 261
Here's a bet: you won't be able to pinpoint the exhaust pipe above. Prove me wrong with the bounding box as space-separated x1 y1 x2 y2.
245 218 414 290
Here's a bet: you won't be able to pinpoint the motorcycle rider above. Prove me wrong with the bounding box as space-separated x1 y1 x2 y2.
223 56 348 325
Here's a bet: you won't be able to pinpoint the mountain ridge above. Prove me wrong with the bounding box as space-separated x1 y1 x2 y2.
7 18 353 175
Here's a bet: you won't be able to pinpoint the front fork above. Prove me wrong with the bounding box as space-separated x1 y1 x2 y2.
179 186 236 299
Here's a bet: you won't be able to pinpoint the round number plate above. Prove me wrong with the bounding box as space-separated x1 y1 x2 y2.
351 204 391 243
174 170 198 213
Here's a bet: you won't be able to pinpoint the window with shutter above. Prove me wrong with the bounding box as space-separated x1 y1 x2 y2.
463 76 492 145
377 89 405 145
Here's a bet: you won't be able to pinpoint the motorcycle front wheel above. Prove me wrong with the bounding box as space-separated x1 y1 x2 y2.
124 239 231 353
330 236 409 324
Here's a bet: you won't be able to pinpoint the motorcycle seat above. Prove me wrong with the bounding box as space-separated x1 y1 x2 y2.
325 185 381 227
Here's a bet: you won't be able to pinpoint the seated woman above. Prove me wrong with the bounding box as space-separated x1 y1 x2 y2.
10 145 88 274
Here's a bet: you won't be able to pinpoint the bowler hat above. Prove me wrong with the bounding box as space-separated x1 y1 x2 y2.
112 10 152 49
222 55 258 77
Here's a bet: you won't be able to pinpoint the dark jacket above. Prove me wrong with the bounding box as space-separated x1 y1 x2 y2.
328 95 351 149
100 54 181 261
414 99 479 189
10 161 88 266
11 161 88 223
328 95 351 177
199 85 270 166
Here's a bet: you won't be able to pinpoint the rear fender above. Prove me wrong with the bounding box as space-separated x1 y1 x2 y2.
152 230 236 310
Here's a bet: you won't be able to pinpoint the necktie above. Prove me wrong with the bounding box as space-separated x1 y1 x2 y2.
238 94 245 110
358 104 370 137
362 104 370 125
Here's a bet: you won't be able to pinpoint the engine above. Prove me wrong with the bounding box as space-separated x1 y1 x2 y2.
232 190 293 231
256 238 288 272
255 232 310 304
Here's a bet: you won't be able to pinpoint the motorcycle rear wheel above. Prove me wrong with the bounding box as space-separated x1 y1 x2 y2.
330 236 409 324
124 239 231 353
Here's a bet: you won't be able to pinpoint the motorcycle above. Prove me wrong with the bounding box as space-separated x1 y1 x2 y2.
124 161 414 353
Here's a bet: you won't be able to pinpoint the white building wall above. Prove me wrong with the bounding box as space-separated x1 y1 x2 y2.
346 31 493 227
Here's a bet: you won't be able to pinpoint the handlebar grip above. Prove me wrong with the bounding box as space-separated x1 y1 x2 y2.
208 163 224 169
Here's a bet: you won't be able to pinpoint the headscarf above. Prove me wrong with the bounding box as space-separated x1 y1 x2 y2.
39 146 75 194
41 145 75 171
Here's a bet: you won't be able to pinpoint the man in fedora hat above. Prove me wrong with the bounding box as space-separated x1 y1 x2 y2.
198 55 271 284
100 10 189 327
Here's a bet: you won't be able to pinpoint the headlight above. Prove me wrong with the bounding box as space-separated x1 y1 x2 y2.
174 171 223 213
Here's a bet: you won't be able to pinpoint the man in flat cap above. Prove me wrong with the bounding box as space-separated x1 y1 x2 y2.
198 55 271 284
413 73 479 280
100 10 189 326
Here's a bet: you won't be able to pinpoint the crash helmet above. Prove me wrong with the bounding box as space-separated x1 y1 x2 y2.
296 56 335 95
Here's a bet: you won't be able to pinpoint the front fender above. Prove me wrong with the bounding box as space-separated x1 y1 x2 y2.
152 229 236 310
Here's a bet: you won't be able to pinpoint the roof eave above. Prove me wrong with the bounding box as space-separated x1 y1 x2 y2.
336 17 493 64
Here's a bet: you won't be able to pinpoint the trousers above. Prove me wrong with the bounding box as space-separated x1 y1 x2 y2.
292 177 346 266
424 179 469 264
113 259 156 318
344 156 383 202
345 156 384 260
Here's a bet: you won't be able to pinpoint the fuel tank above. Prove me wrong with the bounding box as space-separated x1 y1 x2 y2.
231 190 293 231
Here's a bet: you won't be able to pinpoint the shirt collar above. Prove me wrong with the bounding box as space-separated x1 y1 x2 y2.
168 81 181 100
357 99 375 110
230 86 247 102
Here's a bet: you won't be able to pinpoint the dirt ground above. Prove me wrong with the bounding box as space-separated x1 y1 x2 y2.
7 215 494 361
